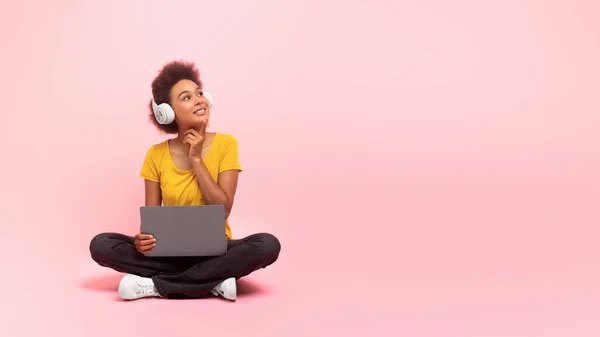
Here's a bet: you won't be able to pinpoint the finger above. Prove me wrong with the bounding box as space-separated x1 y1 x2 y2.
135 236 155 245
199 120 207 134
187 135 197 142
137 238 156 246
137 234 154 240
138 243 156 252
185 129 199 137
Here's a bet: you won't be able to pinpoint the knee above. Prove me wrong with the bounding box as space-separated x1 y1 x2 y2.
256 233 281 262
89 233 114 263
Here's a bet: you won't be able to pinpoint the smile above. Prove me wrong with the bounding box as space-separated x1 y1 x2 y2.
194 108 206 115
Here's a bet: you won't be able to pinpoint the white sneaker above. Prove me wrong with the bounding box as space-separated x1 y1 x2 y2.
211 277 236 301
118 274 162 300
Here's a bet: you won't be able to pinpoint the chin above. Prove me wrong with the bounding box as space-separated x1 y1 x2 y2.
191 114 207 121
192 117 209 126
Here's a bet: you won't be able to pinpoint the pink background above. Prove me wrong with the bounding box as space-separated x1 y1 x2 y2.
1 0 599 336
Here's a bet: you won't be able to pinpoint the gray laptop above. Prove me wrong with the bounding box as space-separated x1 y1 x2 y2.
140 205 227 257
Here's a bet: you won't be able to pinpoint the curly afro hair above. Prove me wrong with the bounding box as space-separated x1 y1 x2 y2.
148 60 203 134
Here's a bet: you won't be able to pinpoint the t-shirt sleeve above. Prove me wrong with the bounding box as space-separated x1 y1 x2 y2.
220 135 243 173
140 145 160 182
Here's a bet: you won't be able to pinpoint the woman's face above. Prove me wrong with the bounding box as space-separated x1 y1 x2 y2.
169 79 211 130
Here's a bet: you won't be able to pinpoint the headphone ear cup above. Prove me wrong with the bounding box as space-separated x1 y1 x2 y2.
152 99 175 124
158 103 175 124
204 91 213 108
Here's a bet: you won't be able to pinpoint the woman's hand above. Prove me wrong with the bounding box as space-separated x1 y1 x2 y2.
134 233 156 254
183 121 206 160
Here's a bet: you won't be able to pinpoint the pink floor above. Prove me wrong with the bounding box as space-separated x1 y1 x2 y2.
3 212 600 337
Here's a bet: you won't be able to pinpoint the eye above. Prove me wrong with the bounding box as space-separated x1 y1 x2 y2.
197 91 204 97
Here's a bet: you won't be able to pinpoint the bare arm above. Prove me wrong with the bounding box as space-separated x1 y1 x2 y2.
191 158 239 219
144 180 162 206
140 180 162 233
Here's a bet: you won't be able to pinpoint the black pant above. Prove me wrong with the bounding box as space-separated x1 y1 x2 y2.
89 232 281 298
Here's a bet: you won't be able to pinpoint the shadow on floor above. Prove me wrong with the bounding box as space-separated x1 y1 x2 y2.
80 273 123 292
236 278 270 296
80 273 270 298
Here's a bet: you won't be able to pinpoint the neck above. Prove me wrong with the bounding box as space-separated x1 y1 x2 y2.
175 126 196 143
175 132 186 144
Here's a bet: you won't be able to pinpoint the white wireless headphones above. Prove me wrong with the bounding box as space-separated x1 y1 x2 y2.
151 91 213 125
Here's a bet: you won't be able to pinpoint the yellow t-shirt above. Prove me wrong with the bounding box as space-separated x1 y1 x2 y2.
139 132 242 240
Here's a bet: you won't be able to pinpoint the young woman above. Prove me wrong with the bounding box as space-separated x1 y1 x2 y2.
89 60 281 301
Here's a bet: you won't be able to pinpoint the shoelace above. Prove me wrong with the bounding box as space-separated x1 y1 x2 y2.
135 279 158 296
211 283 223 296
